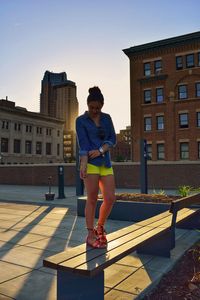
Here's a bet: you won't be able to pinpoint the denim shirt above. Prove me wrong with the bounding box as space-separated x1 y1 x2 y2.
76 111 116 167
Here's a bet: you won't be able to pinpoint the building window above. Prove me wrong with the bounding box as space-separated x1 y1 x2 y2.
144 117 152 131
186 53 194 68
146 144 152 160
156 88 164 103
1 138 8 153
144 62 151 76
157 143 165 160
197 112 200 127
156 116 164 130
36 142 42 155
180 142 189 160
198 142 200 159
178 85 187 100
198 52 200 66
176 56 183 70
26 125 32 133
144 90 151 103
46 128 52 136
46 143 52 155
57 130 60 137
196 83 200 97
154 60 162 74
25 140 32 154
14 139 21 153
36 127 42 134
2 120 9 130
57 144 60 156
179 113 189 128
14 123 21 131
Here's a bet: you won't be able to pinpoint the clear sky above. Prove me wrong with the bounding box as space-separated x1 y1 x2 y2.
0 0 199 133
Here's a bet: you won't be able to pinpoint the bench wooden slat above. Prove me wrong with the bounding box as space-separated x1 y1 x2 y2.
44 212 173 269
62 226 168 276
44 211 172 269
141 208 198 228
59 223 171 272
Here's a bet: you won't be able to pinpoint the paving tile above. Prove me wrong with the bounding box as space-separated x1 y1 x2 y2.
25 236 70 253
113 267 162 296
0 261 31 284
115 251 153 268
0 220 27 231
0 270 56 300
0 240 19 252
105 288 137 299
105 264 137 288
142 256 172 273
0 293 15 299
0 214 23 221
11 223 68 237
0 229 47 246
0 245 53 269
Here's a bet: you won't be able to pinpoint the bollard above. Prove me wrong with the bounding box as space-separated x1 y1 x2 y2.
45 176 55 201
57 166 66 199
140 139 148 194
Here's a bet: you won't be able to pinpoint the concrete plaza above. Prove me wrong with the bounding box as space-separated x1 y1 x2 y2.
0 184 199 300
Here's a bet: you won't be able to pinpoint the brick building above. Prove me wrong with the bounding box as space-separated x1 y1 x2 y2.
111 126 131 161
123 31 200 162
40 71 78 161
0 98 64 164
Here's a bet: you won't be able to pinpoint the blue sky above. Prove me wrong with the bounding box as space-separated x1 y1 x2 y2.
0 0 200 132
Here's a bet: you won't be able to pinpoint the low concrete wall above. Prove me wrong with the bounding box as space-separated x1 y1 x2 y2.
77 197 169 222
0 161 199 189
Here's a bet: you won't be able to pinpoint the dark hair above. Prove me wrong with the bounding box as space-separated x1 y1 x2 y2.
87 86 104 105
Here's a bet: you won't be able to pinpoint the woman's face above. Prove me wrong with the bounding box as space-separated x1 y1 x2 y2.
88 101 103 118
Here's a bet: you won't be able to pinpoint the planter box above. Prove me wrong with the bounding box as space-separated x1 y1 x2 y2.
77 196 170 222
45 193 55 201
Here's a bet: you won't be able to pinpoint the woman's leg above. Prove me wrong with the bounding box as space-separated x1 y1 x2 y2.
98 175 116 226
84 174 99 240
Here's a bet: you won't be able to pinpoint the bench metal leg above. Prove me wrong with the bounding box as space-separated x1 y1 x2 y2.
176 211 200 230
136 231 172 258
57 269 104 300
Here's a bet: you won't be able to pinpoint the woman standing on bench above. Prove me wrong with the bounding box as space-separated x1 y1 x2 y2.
76 86 116 248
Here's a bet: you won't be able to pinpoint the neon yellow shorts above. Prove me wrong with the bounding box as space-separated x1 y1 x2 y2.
87 163 114 176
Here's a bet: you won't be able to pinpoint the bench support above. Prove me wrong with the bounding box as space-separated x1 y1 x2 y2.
176 210 200 230
57 269 104 300
136 230 172 257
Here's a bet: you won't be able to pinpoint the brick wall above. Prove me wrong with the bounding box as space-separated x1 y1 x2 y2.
0 162 199 190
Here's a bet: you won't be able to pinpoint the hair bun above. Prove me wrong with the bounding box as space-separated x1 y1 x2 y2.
87 86 104 105
88 86 101 95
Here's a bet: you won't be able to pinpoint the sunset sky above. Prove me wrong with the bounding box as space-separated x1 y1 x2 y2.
1 0 199 132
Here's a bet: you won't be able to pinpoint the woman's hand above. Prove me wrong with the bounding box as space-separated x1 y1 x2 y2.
80 164 87 179
88 150 101 159
80 156 88 179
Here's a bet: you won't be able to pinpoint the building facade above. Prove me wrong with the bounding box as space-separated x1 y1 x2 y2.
110 126 131 161
123 31 200 162
40 71 78 161
0 99 64 164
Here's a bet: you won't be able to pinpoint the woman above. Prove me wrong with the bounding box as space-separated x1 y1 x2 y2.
76 86 116 248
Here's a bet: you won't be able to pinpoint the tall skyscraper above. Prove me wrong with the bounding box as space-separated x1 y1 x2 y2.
40 71 78 161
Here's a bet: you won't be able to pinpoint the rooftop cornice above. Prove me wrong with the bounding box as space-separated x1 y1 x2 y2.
123 31 200 56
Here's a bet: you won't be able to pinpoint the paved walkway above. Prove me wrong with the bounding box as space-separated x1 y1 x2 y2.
0 185 199 300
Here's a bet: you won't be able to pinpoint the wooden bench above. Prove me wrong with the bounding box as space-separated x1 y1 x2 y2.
43 193 200 300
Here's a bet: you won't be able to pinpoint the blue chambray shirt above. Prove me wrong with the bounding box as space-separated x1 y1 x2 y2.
76 111 116 168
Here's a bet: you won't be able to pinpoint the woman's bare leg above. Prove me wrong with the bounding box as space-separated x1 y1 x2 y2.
98 175 116 226
84 174 99 240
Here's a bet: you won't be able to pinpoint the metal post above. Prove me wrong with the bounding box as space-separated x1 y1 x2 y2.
57 166 66 199
140 139 148 194
76 138 84 196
